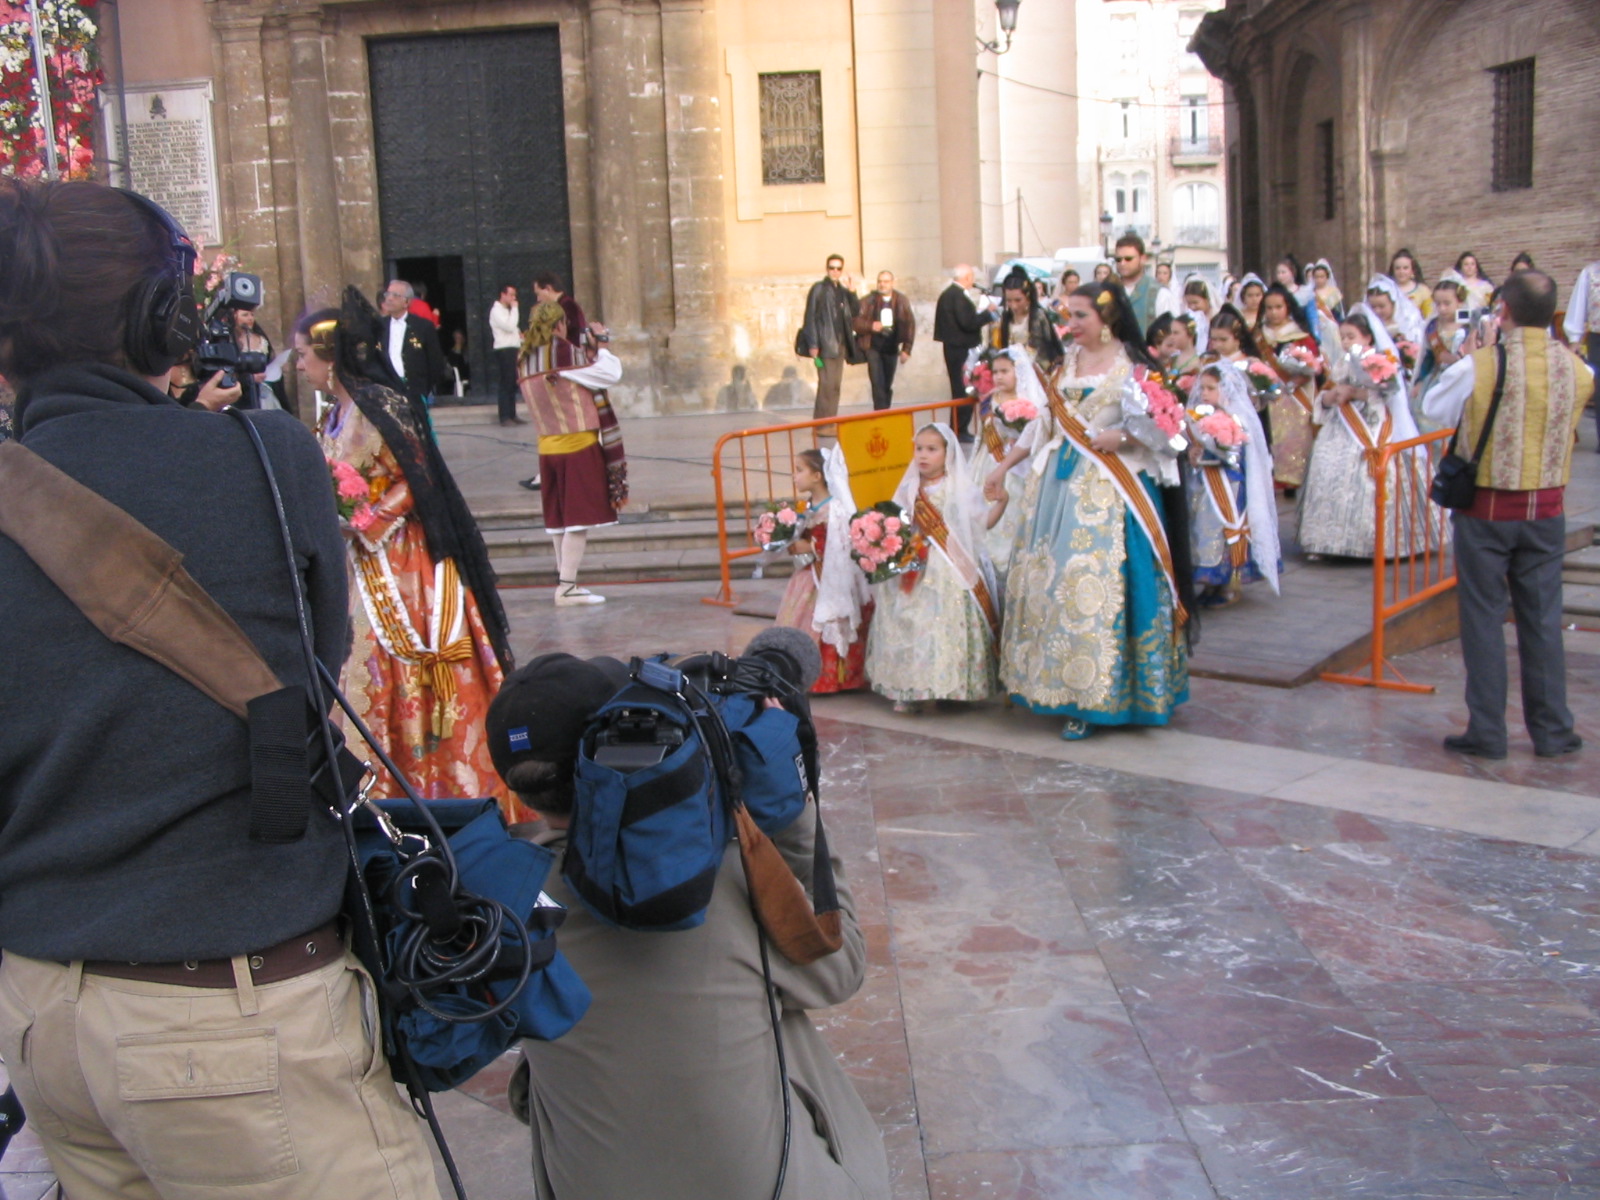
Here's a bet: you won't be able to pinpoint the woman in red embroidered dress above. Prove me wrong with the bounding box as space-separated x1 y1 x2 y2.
774 446 873 692
297 290 521 821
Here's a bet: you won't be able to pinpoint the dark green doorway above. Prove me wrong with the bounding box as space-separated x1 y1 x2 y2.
368 27 573 402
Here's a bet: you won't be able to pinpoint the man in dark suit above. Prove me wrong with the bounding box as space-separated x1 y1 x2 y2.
933 264 994 441
378 279 446 408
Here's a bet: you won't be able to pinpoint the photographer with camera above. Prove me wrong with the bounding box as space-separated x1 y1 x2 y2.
0 180 443 1199
486 635 890 1200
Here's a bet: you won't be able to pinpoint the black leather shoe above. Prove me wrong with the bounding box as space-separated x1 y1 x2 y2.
519 476 541 491
1443 734 1507 760
1535 736 1583 759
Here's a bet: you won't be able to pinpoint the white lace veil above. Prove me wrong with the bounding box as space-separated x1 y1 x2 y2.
1365 273 1425 347
813 444 870 655
1000 344 1048 412
1346 302 1420 442
890 422 995 597
1189 364 1280 595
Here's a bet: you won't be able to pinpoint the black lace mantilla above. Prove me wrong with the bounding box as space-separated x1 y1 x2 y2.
334 287 514 672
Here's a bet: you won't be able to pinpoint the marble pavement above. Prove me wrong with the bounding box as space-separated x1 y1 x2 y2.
6 409 1600 1199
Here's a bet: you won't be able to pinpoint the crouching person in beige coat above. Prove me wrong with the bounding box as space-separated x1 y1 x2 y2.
485 653 890 1200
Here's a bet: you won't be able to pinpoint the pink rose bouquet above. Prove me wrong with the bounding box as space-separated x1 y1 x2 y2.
1361 351 1398 383
1139 377 1186 440
328 458 373 522
752 500 802 552
995 396 1037 436
1194 409 1245 448
848 502 923 584
1279 343 1324 377
964 361 994 400
1242 358 1282 400
1394 339 1420 373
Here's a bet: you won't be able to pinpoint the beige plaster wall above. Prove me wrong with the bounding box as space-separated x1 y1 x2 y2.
116 0 213 84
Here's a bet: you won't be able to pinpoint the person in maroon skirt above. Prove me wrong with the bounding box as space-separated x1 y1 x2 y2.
519 302 630 605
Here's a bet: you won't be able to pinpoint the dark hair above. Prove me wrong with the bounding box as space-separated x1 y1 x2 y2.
1182 279 1211 300
1001 269 1036 304
1389 248 1424 282
1508 251 1535 273
1277 254 1302 284
1071 281 1159 370
1432 278 1468 302
0 179 178 383
1114 233 1147 257
795 447 825 476
1454 251 1488 282
532 271 564 292
1499 269 1557 328
1238 279 1265 301
1260 283 1309 332
1061 268 1080 283
825 253 844 268
1209 304 1262 358
1340 312 1375 344
498 282 517 295
1145 313 1174 350
504 759 575 817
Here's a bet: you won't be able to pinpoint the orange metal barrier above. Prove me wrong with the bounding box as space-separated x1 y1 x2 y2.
703 398 973 607
1321 427 1457 692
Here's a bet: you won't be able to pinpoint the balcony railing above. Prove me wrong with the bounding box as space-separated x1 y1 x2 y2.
1171 135 1223 160
1172 224 1222 247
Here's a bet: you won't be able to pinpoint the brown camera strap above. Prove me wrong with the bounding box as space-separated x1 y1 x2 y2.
0 439 283 716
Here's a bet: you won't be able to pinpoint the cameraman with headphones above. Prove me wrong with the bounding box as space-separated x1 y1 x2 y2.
0 181 442 1198
486 650 890 1200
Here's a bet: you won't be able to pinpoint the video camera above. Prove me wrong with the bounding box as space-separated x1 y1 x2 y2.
589 628 821 774
194 271 267 407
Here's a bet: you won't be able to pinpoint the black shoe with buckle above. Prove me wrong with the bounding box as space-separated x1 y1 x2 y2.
1443 733 1507 760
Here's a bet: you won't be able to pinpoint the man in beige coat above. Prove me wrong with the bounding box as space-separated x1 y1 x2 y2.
487 654 890 1200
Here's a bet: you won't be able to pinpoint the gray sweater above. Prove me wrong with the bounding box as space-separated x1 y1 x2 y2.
0 365 352 962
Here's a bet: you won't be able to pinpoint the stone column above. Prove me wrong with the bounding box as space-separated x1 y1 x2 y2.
286 11 343 303
588 0 644 336
659 0 729 403
1336 1 1377 286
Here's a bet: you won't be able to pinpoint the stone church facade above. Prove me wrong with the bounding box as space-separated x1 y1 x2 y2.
1195 0 1600 305
111 0 1004 415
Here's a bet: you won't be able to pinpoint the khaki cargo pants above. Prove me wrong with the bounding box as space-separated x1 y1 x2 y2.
0 950 441 1200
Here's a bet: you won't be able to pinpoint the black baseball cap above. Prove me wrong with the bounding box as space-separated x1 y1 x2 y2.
486 653 630 779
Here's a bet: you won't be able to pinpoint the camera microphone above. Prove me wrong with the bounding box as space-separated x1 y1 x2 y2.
742 627 822 694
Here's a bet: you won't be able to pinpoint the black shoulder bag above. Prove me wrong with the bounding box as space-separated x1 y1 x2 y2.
1430 345 1506 510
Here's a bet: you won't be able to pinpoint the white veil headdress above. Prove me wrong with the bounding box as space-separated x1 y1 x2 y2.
1000 344 1049 420
891 423 996 598
1181 275 1213 352
1190 363 1281 595
1346 302 1420 442
813 444 870 655
1365 273 1425 347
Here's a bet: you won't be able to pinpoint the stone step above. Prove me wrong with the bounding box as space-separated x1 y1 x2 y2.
483 517 727 559
494 545 796 587
473 500 744 531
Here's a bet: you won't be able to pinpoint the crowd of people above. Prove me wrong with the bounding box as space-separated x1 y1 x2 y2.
774 238 1598 758
0 179 890 1200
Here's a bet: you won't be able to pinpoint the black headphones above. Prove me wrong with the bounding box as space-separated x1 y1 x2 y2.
116 189 200 376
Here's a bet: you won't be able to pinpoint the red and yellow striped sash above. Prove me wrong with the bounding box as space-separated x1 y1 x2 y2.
912 491 1001 645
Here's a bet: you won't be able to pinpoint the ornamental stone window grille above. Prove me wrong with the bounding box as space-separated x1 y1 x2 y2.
759 72 826 186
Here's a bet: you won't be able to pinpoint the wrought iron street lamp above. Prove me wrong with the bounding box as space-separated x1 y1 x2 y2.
978 0 1022 55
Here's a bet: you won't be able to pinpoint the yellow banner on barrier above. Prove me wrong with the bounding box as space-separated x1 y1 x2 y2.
838 411 914 508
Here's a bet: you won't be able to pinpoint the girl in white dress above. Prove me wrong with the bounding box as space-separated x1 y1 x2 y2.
867 424 1005 713
965 346 1041 587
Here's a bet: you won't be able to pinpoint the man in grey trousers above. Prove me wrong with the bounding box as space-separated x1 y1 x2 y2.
1423 270 1596 759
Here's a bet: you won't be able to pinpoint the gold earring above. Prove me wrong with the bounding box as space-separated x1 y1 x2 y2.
1100 326 1113 344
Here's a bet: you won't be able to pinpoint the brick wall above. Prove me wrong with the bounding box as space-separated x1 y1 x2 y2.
1381 0 1600 302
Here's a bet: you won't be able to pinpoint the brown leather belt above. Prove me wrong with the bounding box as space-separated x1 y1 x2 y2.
83 922 343 989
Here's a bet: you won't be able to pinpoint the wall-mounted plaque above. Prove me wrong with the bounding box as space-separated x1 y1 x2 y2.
103 80 221 245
